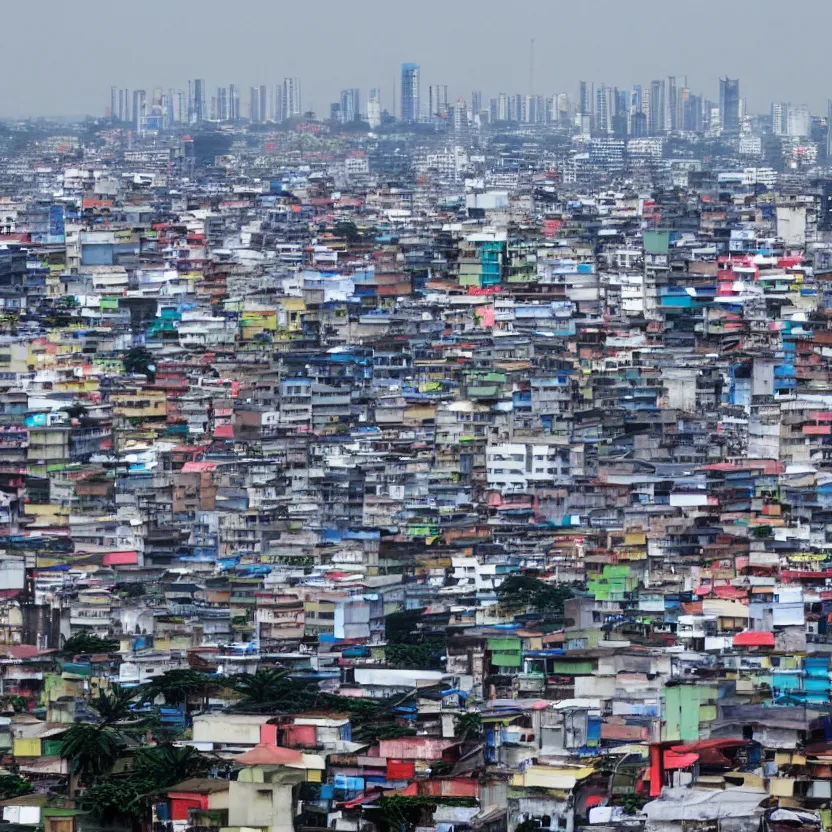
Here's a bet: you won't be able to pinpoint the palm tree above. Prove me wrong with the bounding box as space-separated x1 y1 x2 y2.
142 670 209 709
60 724 122 795
134 743 208 788
231 668 292 707
90 684 138 727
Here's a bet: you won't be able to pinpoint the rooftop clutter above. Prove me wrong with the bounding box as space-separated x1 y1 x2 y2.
0 120 827 832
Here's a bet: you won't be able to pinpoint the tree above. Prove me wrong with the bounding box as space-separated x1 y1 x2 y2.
231 668 290 706
134 743 209 788
62 631 119 655
455 711 482 740
90 684 138 727
497 574 573 616
0 774 33 800
122 346 156 381
143 669 209 708
60 723 122 783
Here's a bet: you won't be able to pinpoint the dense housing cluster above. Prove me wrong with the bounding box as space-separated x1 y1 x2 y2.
0 74 829 832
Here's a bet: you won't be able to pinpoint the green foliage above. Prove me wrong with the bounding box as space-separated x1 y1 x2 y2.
384 609 425 644
0 774 34 800
455 711 482 740
385 643 443 670
59 724 122 780
62 631 119 655
497 574 573 615
378 795 478 832
134 743 209 788
143 669 209 707
122 346 156 381
76 777 149 820
90 683 138 727
229 669 317 711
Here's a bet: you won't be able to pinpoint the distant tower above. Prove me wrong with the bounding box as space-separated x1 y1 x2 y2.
719 77 740 135
367 88 381 128
282 78 302 120
401 63 420 122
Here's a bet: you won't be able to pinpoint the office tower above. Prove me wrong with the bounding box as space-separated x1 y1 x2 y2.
176 91 186 124
511 94 522 122
685 93 702 132
827 101 832 158
787 104 811 138
257 85 268 121
472 91 482 116
249 88 260 122
497 93 508 122
229 84 239 120
340 88 360 123
595 85 614 135
216 87 228 121
367 88 381 128
630 111 648 137
110 86 117 121
649 79 666 134
191 79 206 123
630 85 643 115
132 90 146 132
719 77 740 135
282 77 302 120
666 76 678 132
401 64 420 122
452 98 468 133
579 80 593 119
428 84 448 119
117 89 125 122
771 102 788 136
272 85 283 123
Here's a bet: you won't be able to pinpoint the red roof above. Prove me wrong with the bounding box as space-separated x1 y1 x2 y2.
232 744 304 766
733 631 774 647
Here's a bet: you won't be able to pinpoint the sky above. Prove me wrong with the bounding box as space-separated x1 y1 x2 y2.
4 0 832 118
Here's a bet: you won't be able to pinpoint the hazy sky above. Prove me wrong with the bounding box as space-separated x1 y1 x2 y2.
5 0 832 117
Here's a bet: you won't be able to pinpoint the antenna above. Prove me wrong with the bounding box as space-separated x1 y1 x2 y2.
529 38 535 95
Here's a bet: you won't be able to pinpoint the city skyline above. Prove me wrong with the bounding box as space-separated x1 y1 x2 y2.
3 0 832 117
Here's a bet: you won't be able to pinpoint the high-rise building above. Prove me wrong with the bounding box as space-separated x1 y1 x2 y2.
338 88 360 123
684 93 702 132
132 89 146 132
649 79 666 134
259 85 269 122
595 85 614 135
367 88 381 128
428 85 448 119
471 91 482 116
771 102 788 136
229 85 240 121
249 87 260 122
719 77 740 135
579 80 594 120
272 85 282 123
217 87 228 121
452 98 468 133
497 93 508 122
401 64 420 122
282 77 302 120
191 79 206 123
787 104 811 138
827 100 832 159
110 86 117 121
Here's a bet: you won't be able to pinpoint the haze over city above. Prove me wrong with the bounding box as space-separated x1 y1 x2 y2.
4 0 832 117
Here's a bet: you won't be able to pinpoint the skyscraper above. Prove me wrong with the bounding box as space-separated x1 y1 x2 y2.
367 88 381 128
110 86 117 121
429 85 448 120
649 79 666 134
132 89 146 132
471 91 482 116
229 85 240 121
339 88 360 123
401 63 420 122
719 77 740 135
771 102 788 136
282 78 302 120
217 87 228 121
249 87 260 122
192 79 206 123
